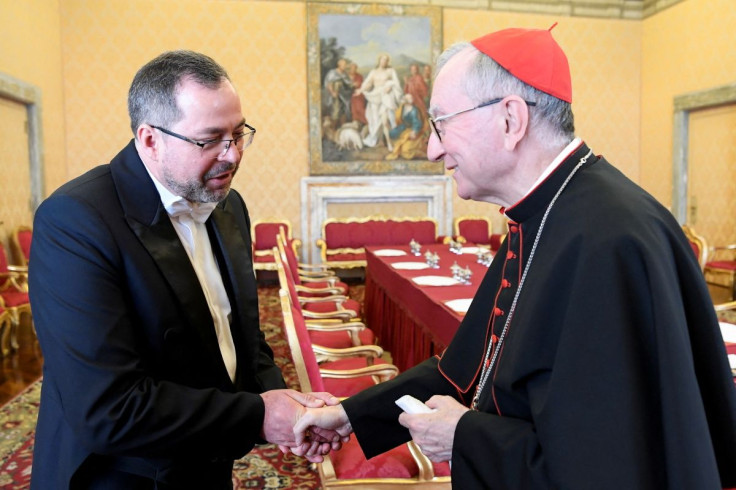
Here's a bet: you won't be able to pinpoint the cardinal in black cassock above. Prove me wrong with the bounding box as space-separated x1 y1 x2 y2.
298 26 736 489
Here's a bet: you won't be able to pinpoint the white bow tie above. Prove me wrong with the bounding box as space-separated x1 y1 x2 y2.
165 199 218 224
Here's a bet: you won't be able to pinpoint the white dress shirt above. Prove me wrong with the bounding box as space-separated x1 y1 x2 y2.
145 167 237 382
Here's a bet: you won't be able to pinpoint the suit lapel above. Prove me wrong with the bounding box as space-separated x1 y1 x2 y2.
111 141 225 370
207 199 260 380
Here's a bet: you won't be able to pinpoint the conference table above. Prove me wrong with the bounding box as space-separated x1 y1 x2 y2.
363 243 490 372
363 243 736 379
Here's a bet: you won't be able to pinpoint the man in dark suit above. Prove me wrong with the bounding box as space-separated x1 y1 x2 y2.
29 50 339 489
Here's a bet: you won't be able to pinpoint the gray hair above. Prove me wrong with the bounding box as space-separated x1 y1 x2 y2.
436 42 575 148
128 50 230 136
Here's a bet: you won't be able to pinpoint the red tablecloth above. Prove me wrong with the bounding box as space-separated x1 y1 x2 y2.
365 244 736 382
364 243 490 372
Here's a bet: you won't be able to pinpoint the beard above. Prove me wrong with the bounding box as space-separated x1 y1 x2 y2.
163 161 238 203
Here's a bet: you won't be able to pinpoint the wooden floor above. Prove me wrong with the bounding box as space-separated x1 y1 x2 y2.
0 317 43 406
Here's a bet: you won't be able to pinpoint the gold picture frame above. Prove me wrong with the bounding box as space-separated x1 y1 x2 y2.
307 2 443 176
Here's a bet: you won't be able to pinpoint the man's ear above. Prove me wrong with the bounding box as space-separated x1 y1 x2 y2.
136 124 160 161
502 96 530 151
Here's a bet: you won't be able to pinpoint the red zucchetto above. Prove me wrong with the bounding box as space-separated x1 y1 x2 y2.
470 24 572 103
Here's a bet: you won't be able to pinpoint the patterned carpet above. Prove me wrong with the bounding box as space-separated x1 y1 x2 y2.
0 285 367 489
0 284 729 488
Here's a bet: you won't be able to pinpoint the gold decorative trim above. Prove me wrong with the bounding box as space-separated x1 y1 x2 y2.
317 215 439 268
307 2 444 175
251 219 293 271
9 225 32 267
320 214 439 235
292 0 686 20
452 215 492 238
681 225 708 270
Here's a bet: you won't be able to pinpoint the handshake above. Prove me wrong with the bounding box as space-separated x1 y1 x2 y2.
260 390 467 464
259 389 352 463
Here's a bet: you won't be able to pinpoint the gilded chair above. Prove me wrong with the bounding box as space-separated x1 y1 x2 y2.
279 286 394 393
453 216 506 252
316 216 439 270
278 226 335 280
251 219 296 271
704 236 736 301
275 246 364 329
681 225 736 301
454 216 491 244
0 298 13 356
10 225 32 266
681 225 708 271
0 244 32 354
278 289 451 488
714 300 736 317
276 231 351 298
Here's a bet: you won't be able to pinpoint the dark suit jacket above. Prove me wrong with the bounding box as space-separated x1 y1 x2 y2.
29 140 285 489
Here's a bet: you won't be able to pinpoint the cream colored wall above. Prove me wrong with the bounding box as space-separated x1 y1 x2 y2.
55 0 641 241
58 0 310 241
641 0 736 237
7 0 728 252
687 105 736 246
0 0 65 256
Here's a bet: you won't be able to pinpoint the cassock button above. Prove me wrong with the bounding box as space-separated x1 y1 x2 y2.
493 307 504 317
506 251 516 260
501 279 511 288
509 225 519 233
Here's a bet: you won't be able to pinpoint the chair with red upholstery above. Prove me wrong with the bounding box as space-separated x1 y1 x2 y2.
251 219 298 271
275 244 362 325
275 249 372 347
704 234 736 301
453 215 506 252
279 287 392 394
316 216 439 269
454 216 491 244
276 228 348 286
278 289 451 488
682 225 708 271
10 225 32 266
489 231 506 253
0 243 32 354
277 231 351 298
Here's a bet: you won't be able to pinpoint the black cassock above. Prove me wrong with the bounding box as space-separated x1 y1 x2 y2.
343 142 736 489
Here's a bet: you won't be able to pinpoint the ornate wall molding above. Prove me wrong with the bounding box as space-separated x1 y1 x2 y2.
288 1 685 20
0 72 44 211
301 175 453 263
672 82 736 223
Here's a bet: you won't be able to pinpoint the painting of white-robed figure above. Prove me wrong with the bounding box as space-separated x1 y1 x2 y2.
307 3 443 176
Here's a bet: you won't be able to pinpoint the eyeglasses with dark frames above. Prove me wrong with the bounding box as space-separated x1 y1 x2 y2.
151 123 256 157
428 97 537 142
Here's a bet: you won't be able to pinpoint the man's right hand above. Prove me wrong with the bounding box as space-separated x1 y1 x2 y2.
290 404 353 461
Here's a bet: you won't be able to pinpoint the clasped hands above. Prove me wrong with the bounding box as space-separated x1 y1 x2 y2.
283 393 469 464
260 389 350 463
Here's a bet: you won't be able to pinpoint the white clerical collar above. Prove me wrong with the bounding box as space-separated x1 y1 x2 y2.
505 137 582 217
528 137 582 192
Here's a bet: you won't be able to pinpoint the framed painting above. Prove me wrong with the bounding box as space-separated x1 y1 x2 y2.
307 3 443 175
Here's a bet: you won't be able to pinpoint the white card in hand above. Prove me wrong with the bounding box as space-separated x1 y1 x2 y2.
395 395 434 414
